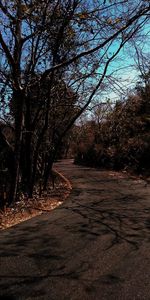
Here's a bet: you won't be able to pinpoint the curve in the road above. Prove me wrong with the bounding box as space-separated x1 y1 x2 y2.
0 159 150 300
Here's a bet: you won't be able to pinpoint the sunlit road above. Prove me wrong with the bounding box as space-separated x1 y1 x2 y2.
0 159 150 300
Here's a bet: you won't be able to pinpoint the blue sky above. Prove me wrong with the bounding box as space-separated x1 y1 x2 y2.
100 20 150 102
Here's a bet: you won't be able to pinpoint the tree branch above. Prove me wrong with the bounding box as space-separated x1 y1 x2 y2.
0 1 15 21
0 32 15 71
41 5 150 80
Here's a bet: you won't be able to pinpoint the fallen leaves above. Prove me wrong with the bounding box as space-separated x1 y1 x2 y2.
0 171 71 230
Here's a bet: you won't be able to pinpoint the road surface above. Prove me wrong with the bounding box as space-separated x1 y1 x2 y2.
0 159 150 299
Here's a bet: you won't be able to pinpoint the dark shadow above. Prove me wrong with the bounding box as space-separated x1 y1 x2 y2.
0 163 150 298
0 296 16 300
63 192 150 250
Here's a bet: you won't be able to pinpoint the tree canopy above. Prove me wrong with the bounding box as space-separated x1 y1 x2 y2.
0 0 149 206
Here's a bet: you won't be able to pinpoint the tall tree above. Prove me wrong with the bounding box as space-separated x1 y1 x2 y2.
0 0 149 204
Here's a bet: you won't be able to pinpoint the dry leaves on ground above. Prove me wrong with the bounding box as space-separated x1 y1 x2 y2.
0 172 71 230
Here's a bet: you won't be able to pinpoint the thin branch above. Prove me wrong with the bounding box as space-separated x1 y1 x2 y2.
0 32 15 71
41 5 150 80
0 1 15 21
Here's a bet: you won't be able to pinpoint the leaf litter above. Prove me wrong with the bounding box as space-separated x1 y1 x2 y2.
0 171 71 230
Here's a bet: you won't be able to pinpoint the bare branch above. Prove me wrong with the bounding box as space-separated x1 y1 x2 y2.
0 32 15 71
0 1 15 21
41 5 150 80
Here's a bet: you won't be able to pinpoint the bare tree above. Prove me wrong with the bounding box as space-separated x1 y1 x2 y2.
0 0 149 204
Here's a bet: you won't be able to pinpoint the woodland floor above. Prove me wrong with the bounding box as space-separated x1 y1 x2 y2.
0 169 72 230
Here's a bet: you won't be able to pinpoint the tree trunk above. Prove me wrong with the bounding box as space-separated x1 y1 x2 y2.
21 95 32 190
43 152 55 190
9 90 24 205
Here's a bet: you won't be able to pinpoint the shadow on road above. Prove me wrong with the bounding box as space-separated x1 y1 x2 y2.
0 160 150 299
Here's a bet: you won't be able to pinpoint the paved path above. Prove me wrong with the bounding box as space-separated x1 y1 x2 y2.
0 159 150 300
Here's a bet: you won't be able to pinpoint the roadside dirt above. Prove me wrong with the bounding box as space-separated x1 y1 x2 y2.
0 169 71 230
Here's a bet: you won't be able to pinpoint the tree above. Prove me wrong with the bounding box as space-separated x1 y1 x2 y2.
0 0 149 205
75 72 150 173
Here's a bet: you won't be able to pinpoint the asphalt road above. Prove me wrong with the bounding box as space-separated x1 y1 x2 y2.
0 159 150 300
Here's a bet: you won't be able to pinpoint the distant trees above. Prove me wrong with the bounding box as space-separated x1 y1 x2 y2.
0 0 150 205
75 71 150 174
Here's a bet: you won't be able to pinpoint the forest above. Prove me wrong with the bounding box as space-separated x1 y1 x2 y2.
74 69 150 174
0 0 150 209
